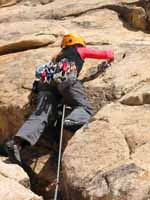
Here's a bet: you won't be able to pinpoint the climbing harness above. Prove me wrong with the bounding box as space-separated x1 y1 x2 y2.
54 104 66 200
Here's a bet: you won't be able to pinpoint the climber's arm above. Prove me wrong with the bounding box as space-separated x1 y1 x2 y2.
76 47 114 62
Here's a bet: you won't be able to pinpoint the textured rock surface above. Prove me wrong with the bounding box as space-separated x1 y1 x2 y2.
120 84 150 105
84 163 150 200
0 159 29 187
63 102 150 199
0 174 43 200
1 0 150 199
62 121 130 199
132 142 150 171
95 103 150 153
0 158 42 200
0 0 19 8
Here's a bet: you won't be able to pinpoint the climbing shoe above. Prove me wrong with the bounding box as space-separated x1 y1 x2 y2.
4 140 22 166
0 144 9 157
64 119 83 131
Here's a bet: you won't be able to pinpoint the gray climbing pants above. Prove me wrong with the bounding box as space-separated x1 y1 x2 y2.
16 81 93 145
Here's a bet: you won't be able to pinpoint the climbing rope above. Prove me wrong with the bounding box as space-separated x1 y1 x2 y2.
54 104 66 200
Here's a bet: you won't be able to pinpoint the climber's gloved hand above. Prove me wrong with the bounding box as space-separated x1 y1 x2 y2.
97 61 111 73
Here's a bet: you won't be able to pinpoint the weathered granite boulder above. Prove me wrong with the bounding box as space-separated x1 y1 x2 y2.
62 121 130 199
1 0 150 199
84 163 150 200
0 174 42 200
0 157 42 200
62 102 150 199
0 34 56 55
95 103 150 153
0 159 29 187
120 84 150 105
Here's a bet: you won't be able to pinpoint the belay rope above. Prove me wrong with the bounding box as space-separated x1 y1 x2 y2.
28 60 111 199
54 104 66 200
52 61 111 199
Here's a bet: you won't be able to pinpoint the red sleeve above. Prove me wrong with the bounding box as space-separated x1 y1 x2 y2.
76 47 114 61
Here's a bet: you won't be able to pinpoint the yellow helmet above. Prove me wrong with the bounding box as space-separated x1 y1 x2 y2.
61 33 86 48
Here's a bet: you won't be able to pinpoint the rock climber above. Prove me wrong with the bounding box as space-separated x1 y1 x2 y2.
2 33 114 165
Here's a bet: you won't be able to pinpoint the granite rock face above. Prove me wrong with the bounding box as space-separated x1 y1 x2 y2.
1 0 150 199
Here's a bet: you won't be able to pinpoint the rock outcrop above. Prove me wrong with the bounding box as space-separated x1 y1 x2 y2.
62 121 130 199
0 0 19 8
1 0 150 200
0 174 42 200
0 158 42 200
84 163 150 200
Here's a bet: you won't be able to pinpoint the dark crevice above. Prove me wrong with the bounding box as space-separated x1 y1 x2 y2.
0 33 57 57
102 4 150 33
0 43 50 57
19 0 55 6
0 0 21 8
62 3 150 33
63 7 104 18
124 135 132 156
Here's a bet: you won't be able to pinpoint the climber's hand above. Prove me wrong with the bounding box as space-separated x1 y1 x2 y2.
97 61 111 73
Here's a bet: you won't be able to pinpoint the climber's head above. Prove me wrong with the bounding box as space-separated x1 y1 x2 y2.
61 33 86 49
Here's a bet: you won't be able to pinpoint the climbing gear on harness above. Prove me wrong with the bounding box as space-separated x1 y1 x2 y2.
54 59 77 83
35 59 78 84
54 104 66 200
61 33 86 48
35 61 58 84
